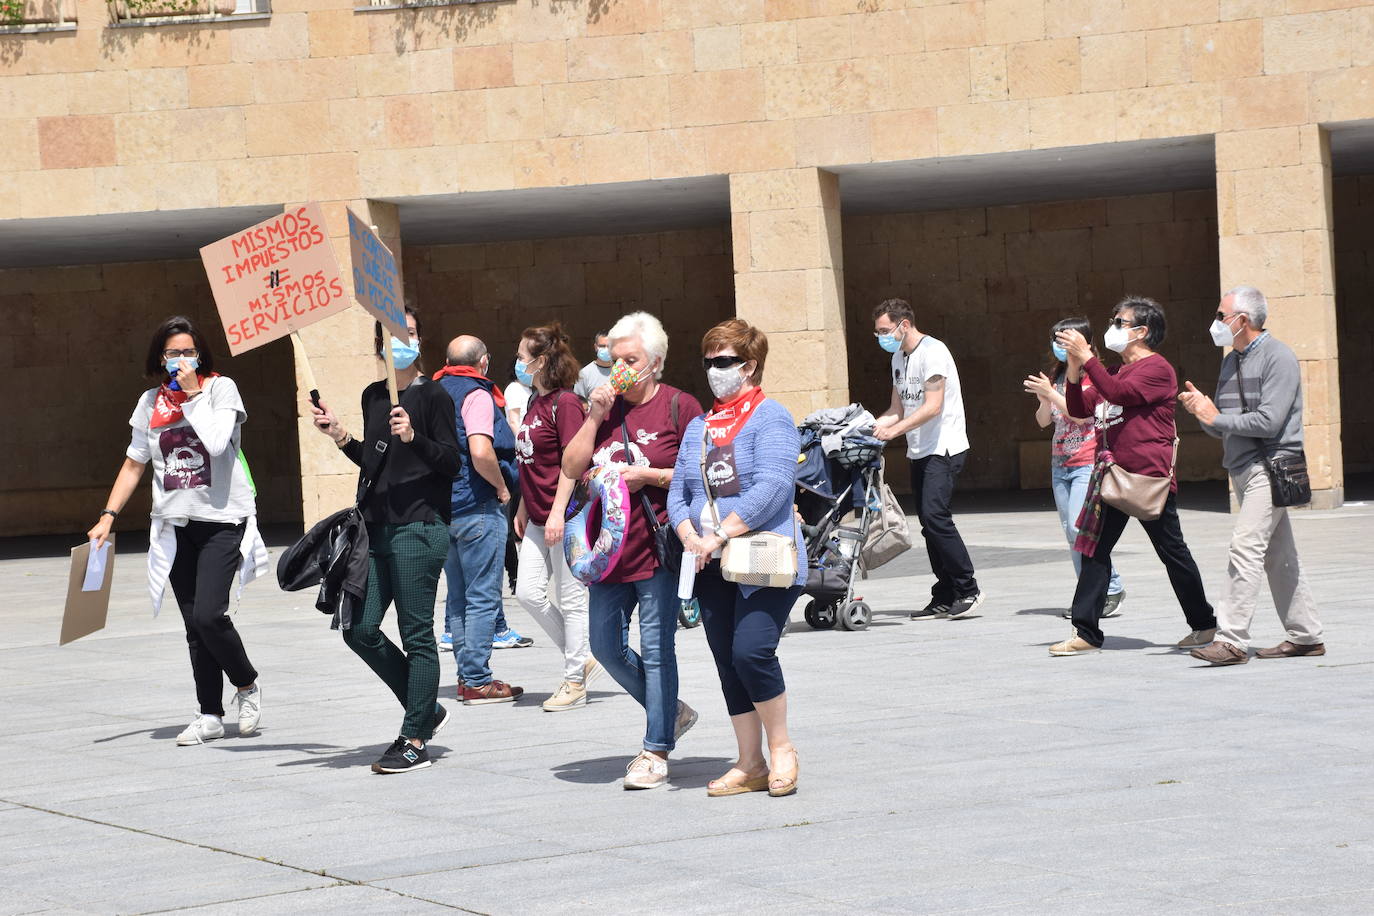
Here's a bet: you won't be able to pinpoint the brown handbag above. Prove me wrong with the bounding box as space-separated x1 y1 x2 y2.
1100 436 1178 521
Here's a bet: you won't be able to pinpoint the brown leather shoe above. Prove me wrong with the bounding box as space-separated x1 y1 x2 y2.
1255 640 1325 659
1190 641 1248 666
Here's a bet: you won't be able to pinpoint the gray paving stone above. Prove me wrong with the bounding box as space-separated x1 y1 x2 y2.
1 500 1370 913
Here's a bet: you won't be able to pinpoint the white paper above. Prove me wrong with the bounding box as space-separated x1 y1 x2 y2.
677 554 697 600
82 539 109 592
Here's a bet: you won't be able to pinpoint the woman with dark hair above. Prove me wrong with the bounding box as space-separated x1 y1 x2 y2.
88 315 268 746
669 319 806 797
512 323 598 711
1049 297 1217 656
1023 317 1127 619
310 308 462 773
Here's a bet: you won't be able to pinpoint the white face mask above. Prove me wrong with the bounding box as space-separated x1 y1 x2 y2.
1103 323 1136 353
1209 316 1240 348
707 365 747 400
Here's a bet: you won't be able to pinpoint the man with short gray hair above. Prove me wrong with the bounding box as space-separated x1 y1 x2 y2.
1178 286 1325 665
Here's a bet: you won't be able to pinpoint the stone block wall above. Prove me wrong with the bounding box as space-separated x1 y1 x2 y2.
1334 174 1374 476
842 189 1224 490
401 226 735 407
0 260 302 537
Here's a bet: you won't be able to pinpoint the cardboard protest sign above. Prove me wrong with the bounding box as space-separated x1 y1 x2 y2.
200 203 350 355
346 209 408 343
61 535 115 645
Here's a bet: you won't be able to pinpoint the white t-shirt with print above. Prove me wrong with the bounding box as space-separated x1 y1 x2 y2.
891 335 970 460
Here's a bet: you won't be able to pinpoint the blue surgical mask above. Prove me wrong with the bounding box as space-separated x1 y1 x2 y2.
514 359 534 387
1052 343 1068 363
596 347 612 363
165 354 199 379
877 333 902 354
390 336 420 370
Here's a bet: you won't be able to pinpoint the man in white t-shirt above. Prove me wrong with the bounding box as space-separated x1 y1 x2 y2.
872 298 983 621
573 330 612 399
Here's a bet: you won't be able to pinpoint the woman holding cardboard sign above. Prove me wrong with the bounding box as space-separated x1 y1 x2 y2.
310 307 462 775
88 316 269 748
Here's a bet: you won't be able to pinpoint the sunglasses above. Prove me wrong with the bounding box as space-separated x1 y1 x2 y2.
702 355 745 370
1108 318 1140 329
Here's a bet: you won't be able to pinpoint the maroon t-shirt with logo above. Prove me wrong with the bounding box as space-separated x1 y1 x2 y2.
516 389 587 525
590 384 704 583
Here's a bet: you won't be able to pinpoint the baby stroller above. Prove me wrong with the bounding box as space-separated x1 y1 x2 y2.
795 430 888 631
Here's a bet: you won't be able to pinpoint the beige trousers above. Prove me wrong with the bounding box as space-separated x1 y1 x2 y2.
1215 462 1323 650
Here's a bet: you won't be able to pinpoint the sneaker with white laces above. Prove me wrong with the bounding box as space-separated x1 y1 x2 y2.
233 685 261 736
948 592 984 619
674 700 699 742
623 751 669 790
176 714 225 746
542 680 587 712
1176 628 1217 649
492 627 534 649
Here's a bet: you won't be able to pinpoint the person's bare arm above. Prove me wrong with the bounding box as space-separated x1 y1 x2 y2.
87 458 148 547
877 377 945 441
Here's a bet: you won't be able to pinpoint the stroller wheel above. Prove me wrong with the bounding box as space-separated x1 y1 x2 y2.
803 599 837 630
837 600 872 631
678 598 702 629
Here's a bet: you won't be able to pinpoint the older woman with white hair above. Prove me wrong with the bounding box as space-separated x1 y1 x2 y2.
563 311 704 790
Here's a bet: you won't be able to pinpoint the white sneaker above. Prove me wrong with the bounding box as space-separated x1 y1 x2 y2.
234 685 261 736
673 700 699 742
623 751 669 790
176 714 225 746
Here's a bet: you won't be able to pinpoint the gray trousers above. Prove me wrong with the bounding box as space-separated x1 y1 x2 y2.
1215 463 1323 650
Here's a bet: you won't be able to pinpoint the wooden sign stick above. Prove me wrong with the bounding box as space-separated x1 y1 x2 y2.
290 332 322 409
382 336 400 407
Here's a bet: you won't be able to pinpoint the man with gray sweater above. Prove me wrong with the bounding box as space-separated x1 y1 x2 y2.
1178 286 1325 665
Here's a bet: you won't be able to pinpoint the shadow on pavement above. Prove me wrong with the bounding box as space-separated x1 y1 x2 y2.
93 725 185 743
552 754 732 786
1016 606 1070 616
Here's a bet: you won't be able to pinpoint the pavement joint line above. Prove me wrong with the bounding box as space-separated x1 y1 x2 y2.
0 797 481 915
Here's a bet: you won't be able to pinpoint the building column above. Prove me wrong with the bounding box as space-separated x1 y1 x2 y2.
294 199 404 527
1216 125 1343 509
728 168 849 422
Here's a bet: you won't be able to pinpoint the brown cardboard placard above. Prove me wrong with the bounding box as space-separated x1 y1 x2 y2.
61 534 116 646
200 203 350 356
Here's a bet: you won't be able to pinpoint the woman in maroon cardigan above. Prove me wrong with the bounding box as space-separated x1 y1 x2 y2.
1049 296 1217 656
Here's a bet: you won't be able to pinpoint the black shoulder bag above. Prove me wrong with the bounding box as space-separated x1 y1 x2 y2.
1236 355 1311 508
619 394 683 575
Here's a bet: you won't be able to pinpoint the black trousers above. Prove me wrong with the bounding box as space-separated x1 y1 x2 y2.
695 567 800 717
1069 492 1216 647
168 521 258 717
909 453 979 603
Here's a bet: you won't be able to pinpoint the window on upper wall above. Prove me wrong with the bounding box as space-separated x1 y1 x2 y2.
0 0 78 33
106 0 269 26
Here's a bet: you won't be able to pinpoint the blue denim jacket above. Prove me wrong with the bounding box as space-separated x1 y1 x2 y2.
668 396 807 594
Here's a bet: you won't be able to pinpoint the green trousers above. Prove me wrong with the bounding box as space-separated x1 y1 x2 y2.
343 521 447 741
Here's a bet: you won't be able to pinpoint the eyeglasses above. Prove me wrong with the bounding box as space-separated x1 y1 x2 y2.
163 348 200 359
1108 318 1139 329
1215 311 1241 322
702 355 745 370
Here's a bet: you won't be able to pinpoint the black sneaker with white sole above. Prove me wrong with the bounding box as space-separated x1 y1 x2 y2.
910 600 952 620
371 737 431 774
948 592 984 619
431 704 450 738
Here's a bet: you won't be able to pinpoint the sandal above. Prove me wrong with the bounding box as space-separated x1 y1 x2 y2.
706 766 769 797
768 746 799 797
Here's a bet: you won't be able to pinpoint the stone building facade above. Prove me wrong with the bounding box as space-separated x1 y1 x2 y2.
2 0 1371 536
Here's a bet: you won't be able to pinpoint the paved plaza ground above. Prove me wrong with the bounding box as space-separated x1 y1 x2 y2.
2 486 1372 915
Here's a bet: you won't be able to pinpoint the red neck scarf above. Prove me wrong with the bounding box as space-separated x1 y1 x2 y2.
151 374 216 429
433 365 506 408
705 387 766 448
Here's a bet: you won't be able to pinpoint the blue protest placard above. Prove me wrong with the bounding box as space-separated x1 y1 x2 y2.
346 209 408 342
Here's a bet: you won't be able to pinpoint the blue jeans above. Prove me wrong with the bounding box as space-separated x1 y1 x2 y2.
443 499 507 686
588 566 679 753
1051 463 1123 596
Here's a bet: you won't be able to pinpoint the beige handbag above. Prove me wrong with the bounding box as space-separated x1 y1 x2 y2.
1100 436 1178 521
700 427 798 588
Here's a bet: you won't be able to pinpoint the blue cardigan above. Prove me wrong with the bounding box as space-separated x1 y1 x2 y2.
668 397 807 592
